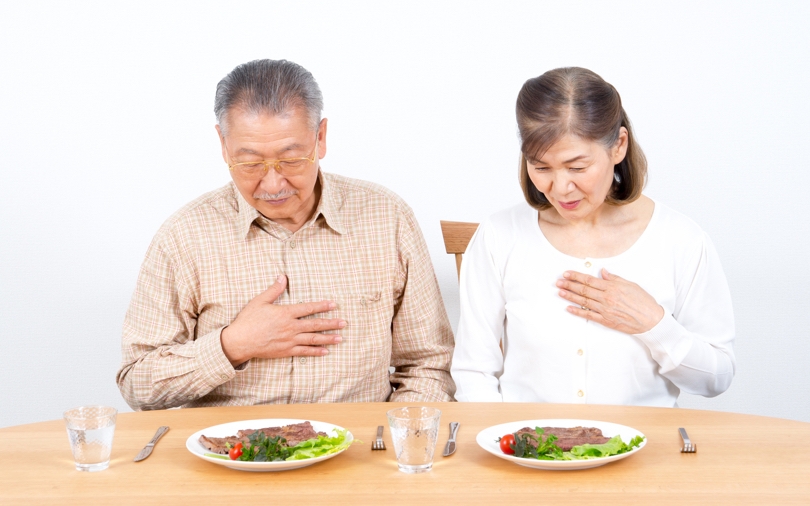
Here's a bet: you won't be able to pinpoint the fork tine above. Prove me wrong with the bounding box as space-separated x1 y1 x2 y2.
678 427 697 453
372 425 386 450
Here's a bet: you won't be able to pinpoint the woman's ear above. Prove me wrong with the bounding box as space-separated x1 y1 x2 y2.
611 126 629 164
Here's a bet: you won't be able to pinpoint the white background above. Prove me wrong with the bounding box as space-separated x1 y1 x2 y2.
1 1 808 428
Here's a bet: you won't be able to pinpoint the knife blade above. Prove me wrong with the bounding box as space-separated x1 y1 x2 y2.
134 426 170 462
442 422 460 456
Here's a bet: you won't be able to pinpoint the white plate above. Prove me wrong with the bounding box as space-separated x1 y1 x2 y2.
476 419 646 470
186 418 353 472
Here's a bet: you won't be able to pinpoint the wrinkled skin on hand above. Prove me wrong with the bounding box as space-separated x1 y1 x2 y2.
220 275 346 366
556 268 664 335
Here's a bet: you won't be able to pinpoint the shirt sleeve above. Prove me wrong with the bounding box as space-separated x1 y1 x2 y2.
451 220 506 402
116 232 239 411
387 207 456 402
632 231 736 397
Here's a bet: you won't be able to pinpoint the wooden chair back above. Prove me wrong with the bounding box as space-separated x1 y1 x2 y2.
440 220 502 353
440 221 480 280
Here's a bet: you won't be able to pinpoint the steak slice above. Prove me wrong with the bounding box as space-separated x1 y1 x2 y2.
199 421 327 455
515 426 611 451
238 421 327 447
198 434 244 455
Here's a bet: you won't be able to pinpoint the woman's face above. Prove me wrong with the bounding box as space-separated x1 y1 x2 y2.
526 129 628 222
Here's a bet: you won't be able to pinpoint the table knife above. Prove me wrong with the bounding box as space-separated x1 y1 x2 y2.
442 422 460 456
134 426 170 462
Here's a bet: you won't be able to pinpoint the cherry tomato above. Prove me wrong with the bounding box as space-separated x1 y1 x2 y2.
229 442 243 460
499 434 516 455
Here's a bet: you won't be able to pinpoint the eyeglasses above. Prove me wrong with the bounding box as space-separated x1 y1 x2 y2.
226 137 319 180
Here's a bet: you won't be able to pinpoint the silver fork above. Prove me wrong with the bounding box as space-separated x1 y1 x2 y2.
679 427 697 453
372 425 386 450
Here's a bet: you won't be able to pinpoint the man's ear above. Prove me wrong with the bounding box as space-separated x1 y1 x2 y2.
317 118 328 159
215 124 228 164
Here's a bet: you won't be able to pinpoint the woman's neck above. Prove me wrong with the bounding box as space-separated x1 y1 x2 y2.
537 195 654 259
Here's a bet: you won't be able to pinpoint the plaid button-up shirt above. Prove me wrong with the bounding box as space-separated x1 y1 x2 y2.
117 172 455 410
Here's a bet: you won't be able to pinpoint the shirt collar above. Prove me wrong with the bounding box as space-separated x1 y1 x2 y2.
233 170 346 238
316 171 347 235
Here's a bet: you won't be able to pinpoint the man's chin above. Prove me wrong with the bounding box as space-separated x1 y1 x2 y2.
255 199 299 223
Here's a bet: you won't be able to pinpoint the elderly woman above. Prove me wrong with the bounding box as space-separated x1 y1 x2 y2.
451 68 735 406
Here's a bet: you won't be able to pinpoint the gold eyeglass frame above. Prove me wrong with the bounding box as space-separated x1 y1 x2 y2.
226 136 319 179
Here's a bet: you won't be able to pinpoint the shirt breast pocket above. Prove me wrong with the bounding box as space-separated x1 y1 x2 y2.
322 291 390 379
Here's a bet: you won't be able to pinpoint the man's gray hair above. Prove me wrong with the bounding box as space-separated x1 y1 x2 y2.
214 59 323 134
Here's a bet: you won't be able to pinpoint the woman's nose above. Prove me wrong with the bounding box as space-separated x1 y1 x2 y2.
552 170 573 193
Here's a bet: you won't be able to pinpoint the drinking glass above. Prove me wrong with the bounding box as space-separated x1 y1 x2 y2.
63 406 117 472
386 406 441 473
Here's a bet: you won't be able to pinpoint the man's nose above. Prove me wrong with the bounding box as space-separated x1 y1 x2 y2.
258 165 287 191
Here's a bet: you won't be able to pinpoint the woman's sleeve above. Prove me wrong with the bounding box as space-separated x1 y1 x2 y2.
633 232 736 397
451 220 508 401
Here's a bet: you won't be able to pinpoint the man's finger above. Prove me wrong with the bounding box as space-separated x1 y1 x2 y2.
297 332 343 346
258 275 288 303
290 299 337 318
297 317 347 333
290 344 332 357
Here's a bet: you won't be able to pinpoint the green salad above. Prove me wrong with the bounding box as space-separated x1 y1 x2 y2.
503 427 644 461
205 428 354 462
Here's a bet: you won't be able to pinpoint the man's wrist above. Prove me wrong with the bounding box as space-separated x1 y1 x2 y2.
220 325 250 367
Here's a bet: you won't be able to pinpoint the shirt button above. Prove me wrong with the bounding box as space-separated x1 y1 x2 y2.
299 357 306 364
221 374 228 379
585 261 592 268
187 395 193 400
577 390 584 397
289 241 296 249
577 349 583 356
298 300 303 304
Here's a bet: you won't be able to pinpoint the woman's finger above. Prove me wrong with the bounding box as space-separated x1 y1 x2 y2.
562 271 608 291
567 303 626 330
601 268 623 282
558 288 594 308
556 279 602 299
566 304 601 322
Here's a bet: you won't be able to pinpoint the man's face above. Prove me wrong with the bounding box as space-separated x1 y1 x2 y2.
217 107 327 232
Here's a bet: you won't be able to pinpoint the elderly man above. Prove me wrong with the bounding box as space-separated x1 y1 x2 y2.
116 59 455 409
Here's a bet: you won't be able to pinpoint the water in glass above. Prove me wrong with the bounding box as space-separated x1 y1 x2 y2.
64 406 117 472
387 407 441 473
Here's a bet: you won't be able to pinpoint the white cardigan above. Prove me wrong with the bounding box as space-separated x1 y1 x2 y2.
451 200 736 407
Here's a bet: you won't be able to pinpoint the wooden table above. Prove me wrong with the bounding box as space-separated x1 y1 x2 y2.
2 402 809 505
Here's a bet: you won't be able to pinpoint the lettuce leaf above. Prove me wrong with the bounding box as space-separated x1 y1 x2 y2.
515 428 645 461
285 428 355 461
561 434 645 460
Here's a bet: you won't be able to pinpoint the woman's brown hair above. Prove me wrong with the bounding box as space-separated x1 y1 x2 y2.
516 67 647 210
